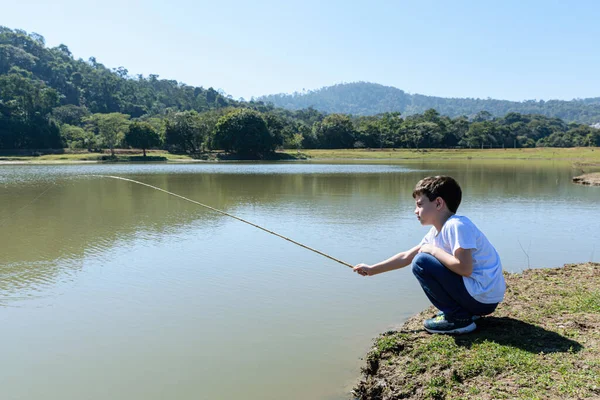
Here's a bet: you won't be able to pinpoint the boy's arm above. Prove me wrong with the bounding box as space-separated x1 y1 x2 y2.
419 244 473 277
354 245 421 276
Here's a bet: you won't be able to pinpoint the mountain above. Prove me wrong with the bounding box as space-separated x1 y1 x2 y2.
0 26 238 118
258 82 600 124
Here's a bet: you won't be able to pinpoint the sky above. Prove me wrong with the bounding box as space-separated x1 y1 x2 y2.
1 0 599 102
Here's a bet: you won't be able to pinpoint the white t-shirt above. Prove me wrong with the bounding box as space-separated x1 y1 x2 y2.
419 215 506 304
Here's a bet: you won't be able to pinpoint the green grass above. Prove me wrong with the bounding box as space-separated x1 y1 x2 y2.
0 150 194 163
354 263 600 399
2 147 600 164
286 147 600 163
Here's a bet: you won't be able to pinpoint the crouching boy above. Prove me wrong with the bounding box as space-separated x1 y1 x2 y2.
354 176 505 334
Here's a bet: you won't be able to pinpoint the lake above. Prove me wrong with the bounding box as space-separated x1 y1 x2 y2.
1 160 599 400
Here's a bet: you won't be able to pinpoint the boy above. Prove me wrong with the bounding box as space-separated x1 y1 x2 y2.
353 176 505 334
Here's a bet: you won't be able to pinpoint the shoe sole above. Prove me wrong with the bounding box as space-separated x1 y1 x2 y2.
436 312 481 321
425 322 477 335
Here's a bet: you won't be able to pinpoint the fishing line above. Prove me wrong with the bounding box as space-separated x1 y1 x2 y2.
90 175 354 269
0 184 55 228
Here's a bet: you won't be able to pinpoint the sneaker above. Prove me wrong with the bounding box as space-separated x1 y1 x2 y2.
435 311 481 321
424 314 477 334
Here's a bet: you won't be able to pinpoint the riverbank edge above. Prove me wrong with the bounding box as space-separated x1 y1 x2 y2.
573 173 600 186
1 147 600 164
352 262 600 399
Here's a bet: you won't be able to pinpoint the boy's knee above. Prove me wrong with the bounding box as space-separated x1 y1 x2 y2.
412 252 444 276
413 252 435 265
412 252 434 275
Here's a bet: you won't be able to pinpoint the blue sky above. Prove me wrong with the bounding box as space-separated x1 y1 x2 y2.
2 0 599 101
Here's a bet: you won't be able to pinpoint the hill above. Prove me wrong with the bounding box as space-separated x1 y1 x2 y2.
1 27 598 152
0 26 238 118
258 82 600 124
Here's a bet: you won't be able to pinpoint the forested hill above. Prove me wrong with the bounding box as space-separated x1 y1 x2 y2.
258 82 600 124
2 26 599 153
0 26 238 117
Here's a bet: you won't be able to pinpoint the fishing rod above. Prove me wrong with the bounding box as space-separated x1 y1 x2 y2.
91 175 354 269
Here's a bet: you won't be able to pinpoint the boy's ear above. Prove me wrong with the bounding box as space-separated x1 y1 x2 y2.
435 197 444 210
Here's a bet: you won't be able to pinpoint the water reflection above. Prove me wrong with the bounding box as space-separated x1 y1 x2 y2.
1 161 598 302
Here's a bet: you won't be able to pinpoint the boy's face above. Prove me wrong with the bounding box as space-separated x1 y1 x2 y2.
414 194 440 226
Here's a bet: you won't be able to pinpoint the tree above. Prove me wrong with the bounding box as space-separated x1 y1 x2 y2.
472 110 493 122
461 121 498 149
125 121 161 156
84 113 130 156
313 114 356 149
164 110 210 154
0 44 37 74
374 112 403 148
214 109 276 157
288 133 304 153
0 71 61 149
263 112 286 148
51 105 90 126
585 129 600 147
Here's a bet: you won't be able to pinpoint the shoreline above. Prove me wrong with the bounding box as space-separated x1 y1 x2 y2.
352 262 600 399
0 147 599 165
573 173 600 186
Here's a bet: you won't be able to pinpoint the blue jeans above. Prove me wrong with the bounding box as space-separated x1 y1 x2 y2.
411 253 498 320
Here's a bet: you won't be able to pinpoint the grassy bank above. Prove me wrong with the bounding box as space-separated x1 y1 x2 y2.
289 147 600 163
1 147 599 164
0 149 303 163
353 262 600 399
0 150 192 163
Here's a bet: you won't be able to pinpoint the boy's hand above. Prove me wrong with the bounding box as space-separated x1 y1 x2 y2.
353 263 373 276
418 244 435 255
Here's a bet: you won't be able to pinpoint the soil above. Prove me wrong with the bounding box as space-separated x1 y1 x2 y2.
573 173 600 186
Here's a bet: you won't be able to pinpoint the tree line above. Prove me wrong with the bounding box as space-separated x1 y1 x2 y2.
1 27 599 157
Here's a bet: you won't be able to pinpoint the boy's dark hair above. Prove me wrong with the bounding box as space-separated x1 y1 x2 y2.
412 176 462 213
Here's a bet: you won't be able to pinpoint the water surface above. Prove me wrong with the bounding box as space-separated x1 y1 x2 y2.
1 161 598 400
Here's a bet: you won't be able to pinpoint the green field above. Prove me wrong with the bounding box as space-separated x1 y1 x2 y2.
289 147 600 163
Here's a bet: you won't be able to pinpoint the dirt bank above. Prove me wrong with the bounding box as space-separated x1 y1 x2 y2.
573 173 600 186
353 262 600 399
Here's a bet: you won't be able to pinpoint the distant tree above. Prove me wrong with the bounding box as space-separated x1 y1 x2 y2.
206 87 218 104
164 110 210 154
355 115 383 148
51 105 90 126
379 112 403 147
461 121 498 148
423 108 441 123
263 112 286 148
586 129 600 147
0 44 37 73
416 121 443 148
125 121 161 156
60 124 97 149
0 70 61 149
287 133 304 153
313 114 356 149
472 110 494 122
84 113 130 156
214 109 276 157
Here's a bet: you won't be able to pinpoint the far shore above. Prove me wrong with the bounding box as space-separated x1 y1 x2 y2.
1 147 600 165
